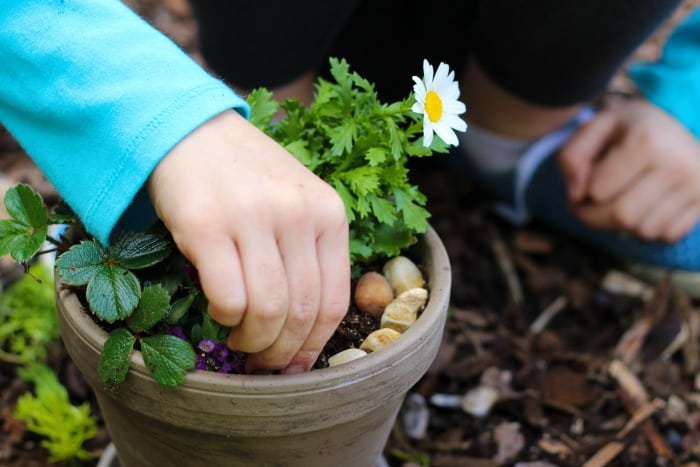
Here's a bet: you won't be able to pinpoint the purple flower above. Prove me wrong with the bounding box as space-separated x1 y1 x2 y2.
219 362 233 374
198 339 216 353
213 344 229 362
195 354 207 371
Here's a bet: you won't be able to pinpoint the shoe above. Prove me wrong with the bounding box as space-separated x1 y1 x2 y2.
449 107 700 297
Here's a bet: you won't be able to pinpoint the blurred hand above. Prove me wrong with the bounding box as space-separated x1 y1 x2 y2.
558 98 700 242
148 110 350 374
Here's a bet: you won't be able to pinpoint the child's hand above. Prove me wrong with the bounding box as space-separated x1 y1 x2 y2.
148 110 350 374
558 98 700 242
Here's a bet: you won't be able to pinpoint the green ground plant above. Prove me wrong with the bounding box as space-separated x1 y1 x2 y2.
14 363 98 464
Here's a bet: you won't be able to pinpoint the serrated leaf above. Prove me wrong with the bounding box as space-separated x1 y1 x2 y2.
109 232 172 269
98 328 135 388
365 147 388 166
86 267 140 323
126 284 170 333
141 335 196 387
0 219 46 263
393 188 430 233
56 241 107 285
367 195 397 225
4 184 48 229
329 120 356 156
167 293 197 324
340 166 380 197
284 140 312 166
247 87 279 130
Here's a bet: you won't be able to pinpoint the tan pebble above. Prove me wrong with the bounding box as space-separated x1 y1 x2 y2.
380 302 417 333
392 287 428 313
328 348 368 367
359 328 402 353
383 256 425 295
354 272 394 319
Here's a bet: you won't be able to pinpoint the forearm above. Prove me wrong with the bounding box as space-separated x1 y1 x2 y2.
0 0 248 244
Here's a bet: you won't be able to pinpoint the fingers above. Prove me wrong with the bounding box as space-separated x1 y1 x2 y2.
245 196 350 374
559 113 618 202
184 233 247 327
281 208 350 373
226 230 288 354
572 167 661 233
243 214 321 372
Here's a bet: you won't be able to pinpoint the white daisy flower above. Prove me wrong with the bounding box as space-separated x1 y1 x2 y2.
412 59 467 147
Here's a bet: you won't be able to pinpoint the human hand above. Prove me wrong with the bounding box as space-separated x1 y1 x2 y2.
148 110 350 374
558 98 700 242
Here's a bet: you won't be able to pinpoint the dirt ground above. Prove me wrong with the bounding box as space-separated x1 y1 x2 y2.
2 1 700 466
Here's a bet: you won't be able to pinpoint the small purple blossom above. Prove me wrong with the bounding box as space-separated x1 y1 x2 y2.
198 339 216 353
213 344 229 361
195 354 207 371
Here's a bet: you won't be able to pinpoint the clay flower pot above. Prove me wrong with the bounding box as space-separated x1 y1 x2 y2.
56 227 451 467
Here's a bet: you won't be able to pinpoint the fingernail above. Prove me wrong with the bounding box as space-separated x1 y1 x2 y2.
282 365 306 375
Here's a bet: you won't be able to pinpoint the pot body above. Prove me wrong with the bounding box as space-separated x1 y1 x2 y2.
57 228 451 467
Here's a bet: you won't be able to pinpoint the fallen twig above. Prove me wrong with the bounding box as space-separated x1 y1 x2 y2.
530 295 568 335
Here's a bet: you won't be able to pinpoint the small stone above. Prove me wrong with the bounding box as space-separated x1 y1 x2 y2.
354 272 394 319
380 302 416 333
392 287 429 313
360 328 402 353
461 385 500 418
328 348 368 367
383 256 425 296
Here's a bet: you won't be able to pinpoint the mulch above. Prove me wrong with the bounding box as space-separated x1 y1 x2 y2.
2 1 700 466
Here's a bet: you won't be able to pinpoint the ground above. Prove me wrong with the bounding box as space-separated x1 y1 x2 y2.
2 1 700 466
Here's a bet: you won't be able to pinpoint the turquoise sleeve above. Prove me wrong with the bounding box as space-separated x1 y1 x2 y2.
629 7 700 138
0 0 250 245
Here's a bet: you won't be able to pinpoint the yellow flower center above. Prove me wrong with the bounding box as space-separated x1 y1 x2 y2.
425 90 443 122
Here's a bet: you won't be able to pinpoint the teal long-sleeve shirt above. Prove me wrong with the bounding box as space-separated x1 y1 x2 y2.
0 0 249 245
630 6 700 139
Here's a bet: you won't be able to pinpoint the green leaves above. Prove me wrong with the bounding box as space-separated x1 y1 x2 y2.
248 57 442 265
99 330 196 389
99 328 136 389
86 267 140 323
109 231 172 269
126 284 170 333
141 335 196 387
56 232 172 323
0 184 48 262
56 241 107 285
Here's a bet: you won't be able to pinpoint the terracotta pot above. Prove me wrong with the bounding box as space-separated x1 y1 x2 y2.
56 227 451 467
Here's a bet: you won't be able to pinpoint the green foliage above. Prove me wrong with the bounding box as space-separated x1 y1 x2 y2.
0 184 48 262
0 263 59 364
126 284 170 333
56 232 172 323
98 328 136 388
14 364 97 463
141 334 197 387
247 57 448 264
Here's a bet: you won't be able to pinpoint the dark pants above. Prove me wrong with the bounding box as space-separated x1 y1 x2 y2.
189 0 682 106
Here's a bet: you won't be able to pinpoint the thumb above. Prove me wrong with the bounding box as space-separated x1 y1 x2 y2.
558 113 618 202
